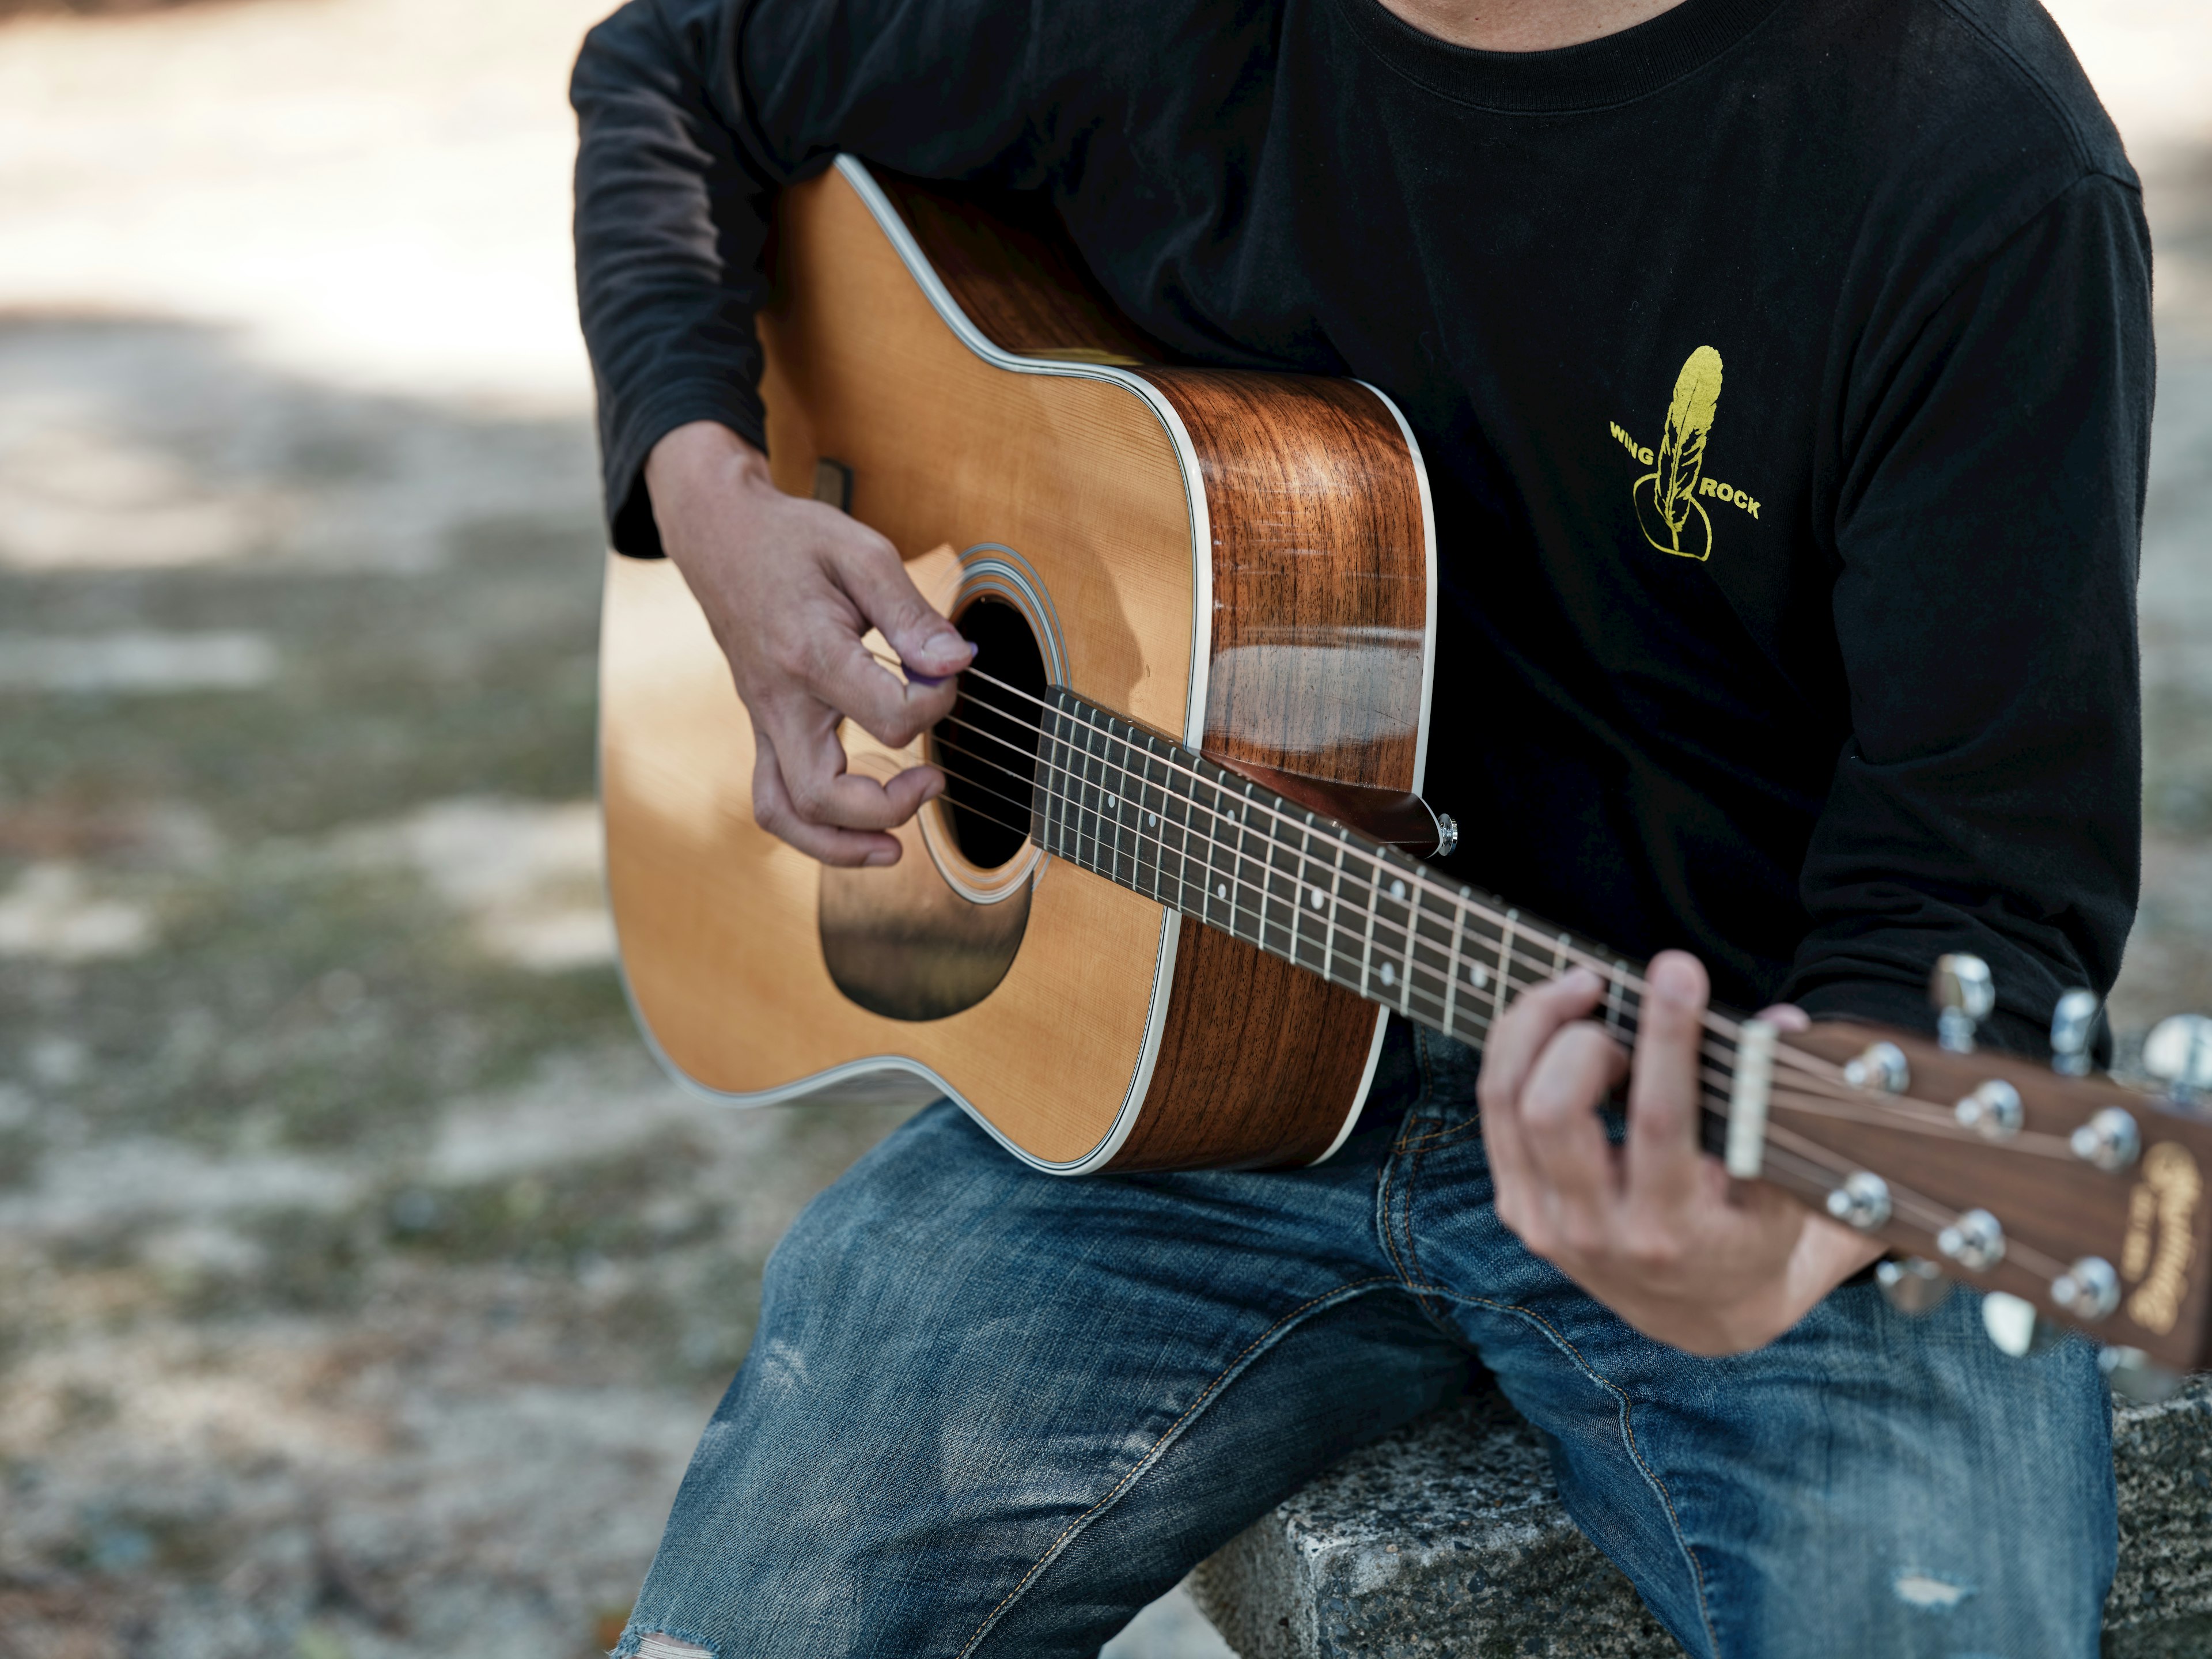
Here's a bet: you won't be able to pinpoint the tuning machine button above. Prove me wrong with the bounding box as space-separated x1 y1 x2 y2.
1875 1256 1951 1315
2101 1346 2185 1405
2070 1106 2141 1173
2050 989 2100 1077
1937 1207 2006 1271
1954 1079 2024 1141
1825 1171 1892 1231
2144 1014 2212 1109
1930 955 1994 1054
2050 1256 2121 1322
1982 1291 2058 1358
1843 1041 1909 1094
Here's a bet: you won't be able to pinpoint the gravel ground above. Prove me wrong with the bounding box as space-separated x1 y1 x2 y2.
0 3 2206 1657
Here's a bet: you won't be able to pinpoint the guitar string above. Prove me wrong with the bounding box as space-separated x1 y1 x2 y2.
922 702 1813 1089
851 665 2069 1286
933 717 2070 1221
933 700 2101 1259
922 723 1699 1058
923 703 1925 1119
885 650 1834 1076
926 721 1927 1146
858 736 2064 1280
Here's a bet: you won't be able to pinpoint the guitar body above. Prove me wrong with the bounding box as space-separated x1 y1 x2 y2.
600 156 1436 1173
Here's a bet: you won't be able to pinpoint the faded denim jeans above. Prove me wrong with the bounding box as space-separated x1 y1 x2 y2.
616 1020 2115 1658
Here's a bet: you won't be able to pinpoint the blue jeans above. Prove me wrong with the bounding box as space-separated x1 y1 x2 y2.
616 1021 2116 1658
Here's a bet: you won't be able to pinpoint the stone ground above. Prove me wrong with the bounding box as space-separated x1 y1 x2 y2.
0 3 2205 1658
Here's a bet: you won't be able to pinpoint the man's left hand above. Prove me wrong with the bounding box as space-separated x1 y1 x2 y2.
1478 951 1885 1355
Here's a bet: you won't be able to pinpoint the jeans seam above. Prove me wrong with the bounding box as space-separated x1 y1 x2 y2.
1377 1129 1475 1346
1393 1116 1483 1150
1401 1285 1722 1659
953 1274 1402 1659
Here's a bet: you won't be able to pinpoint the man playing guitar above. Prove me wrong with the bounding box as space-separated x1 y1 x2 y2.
571 0 2151 1650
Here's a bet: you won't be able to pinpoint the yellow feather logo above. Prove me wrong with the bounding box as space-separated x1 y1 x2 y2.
1630 346 1724 560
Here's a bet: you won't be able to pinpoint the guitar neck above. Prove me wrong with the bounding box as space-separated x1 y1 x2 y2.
1028 689 1749 1113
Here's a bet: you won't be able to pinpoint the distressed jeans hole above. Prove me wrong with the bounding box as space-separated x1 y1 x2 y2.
636 1635 713 1659
1892 1571 1970 1610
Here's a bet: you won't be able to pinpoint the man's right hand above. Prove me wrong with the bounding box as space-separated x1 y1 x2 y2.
644 421 974 867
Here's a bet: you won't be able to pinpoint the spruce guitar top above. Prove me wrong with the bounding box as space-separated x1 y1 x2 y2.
599 156 2212 1380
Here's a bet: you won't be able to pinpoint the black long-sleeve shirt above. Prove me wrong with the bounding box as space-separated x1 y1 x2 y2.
571 0 2152 1051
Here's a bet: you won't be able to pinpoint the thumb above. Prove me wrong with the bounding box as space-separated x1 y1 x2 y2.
842 542 973 680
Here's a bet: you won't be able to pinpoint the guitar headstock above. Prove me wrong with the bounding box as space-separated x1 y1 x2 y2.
1747 963 2212 1388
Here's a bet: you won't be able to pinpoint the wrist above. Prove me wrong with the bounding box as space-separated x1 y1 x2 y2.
644 422 777 572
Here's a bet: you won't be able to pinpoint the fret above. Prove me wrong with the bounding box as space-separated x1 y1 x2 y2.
1258 801 1293 959
1150 734 1168 902
1336 849 1371 1009
1440 885 1467 1037
1237 788 1274 950
1604 958 1627 1039
1041 695 1072 861
1128 730 1158 901
1406 877 1455 1022
1101 721 1123 889
1492 909 1518 1025
1069 710 1094 872
1369 851 1414 1014
1104 721 1132 890
1240 794 1271 950
1169 749 1200 916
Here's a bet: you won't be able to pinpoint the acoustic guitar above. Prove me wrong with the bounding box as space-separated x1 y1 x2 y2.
600 155 2212 1378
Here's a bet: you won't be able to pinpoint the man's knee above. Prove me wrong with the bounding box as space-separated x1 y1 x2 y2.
630 1636 710 1659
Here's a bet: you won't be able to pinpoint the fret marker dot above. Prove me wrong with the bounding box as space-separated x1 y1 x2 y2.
1217 882 1228 900
1309 887 1325 910
1389 880 1406 901
1469 965 1488 988
1147 813 1158 827
1380 963 1396 987
1106 794 1117 809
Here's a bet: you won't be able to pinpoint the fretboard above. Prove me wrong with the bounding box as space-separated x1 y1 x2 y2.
1029 690 1736 1090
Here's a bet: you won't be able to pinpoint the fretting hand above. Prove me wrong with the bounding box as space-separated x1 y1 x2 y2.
645 421 974 866
1478 951 1885 1355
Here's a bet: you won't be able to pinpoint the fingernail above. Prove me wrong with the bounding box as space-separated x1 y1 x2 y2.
922 631 975 665
864 847 898 868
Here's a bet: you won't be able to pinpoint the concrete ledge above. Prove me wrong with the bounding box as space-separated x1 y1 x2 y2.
1187 1376 2212 1657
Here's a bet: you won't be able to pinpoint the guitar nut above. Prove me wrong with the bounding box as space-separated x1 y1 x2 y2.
1955 1080 2024 1141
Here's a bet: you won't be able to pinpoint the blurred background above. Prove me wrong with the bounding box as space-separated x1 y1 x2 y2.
0 1 2206 1656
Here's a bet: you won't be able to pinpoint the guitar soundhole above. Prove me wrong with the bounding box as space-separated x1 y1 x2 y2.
934 596 1047 870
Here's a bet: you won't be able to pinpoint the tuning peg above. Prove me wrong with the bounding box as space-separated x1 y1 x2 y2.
2050 989 2100 1077
2144 1014 2212 1109
1843 1040 1909 1094
1875 1256 1951 1315
1930 954 1994 1054
1937 1207 2006 1270
2100 1346 2185 1405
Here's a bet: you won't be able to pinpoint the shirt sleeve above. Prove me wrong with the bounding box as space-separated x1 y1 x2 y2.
571 0 1096 558
1781 172 2153 1056
570 0 783 558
